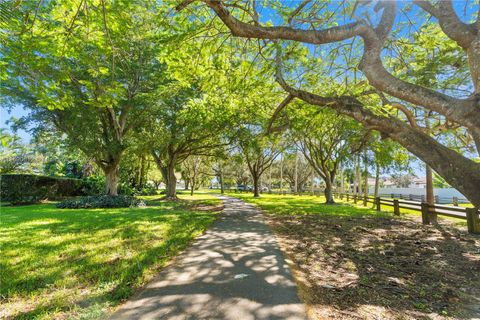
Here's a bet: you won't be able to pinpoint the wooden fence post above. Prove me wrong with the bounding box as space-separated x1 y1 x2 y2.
353 195 357 204
347 194 349 201
375 197 381 211
466 208 480 234
453 197 458 206
363 196 367 206
421 202 430 224
393 199 400 216
340 193 344 200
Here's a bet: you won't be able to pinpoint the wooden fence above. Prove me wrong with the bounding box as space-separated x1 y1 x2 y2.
225 187 479 234
377 193 469 205
333 192 480 234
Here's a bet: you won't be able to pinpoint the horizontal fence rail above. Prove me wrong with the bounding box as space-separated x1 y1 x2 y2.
333 192 480 234
378 193 470 205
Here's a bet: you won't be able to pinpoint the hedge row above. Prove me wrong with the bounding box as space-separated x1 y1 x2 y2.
56 195 145 209
0 174 85 204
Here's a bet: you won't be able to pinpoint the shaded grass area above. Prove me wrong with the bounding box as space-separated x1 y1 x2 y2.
230 193 480 319
0 194 221 319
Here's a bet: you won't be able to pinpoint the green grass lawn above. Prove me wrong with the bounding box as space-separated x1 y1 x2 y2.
228 192 469 227
0 193 221 319
225 192 390 218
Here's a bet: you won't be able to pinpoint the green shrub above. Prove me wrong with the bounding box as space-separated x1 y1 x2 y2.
118 183 134 196
82 176 105 195
0 174 84 204
56 195 145 209
134 184 158 196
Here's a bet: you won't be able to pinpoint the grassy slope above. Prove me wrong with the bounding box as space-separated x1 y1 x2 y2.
0 194 220 319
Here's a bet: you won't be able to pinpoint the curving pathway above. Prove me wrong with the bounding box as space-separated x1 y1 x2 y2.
109 195 306 320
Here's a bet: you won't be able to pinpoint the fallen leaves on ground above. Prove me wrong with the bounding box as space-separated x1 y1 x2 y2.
268 214 480 320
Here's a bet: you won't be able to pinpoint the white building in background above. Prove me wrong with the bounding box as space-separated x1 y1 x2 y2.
409 176 427 188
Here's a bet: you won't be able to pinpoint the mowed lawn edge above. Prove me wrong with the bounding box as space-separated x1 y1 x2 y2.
0 194 222 320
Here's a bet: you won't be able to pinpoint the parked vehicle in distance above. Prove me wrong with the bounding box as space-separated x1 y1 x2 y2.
237 185 253 191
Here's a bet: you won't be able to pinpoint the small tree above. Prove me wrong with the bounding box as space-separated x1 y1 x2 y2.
281 151 312 193
290 107 368 204
146 84 228 200
237 128 282 197
0 130 33 174
181 156 211 196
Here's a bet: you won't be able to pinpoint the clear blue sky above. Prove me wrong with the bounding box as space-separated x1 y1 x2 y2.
1 105 30 142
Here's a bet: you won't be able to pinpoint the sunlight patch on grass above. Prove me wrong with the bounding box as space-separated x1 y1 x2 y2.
226 193 390 218
0 193 221 319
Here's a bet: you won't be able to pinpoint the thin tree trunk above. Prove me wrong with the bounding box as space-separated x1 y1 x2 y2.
295 152 299 194
356 155 361 195
353 156 358 194
374 162 380 198
311 174 314 195
139 155 146 188
280 154 283 193
219 171 224 194
363 149 369 200
340 163 344 193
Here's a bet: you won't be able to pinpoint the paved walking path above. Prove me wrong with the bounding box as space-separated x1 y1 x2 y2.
110 196 306 320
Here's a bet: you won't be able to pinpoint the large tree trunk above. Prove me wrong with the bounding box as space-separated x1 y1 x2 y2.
153 151 178 200
253 175 260 197
324 178 335 204
275 80 480 207
426 164 437 223
103 163 119 196
164 162 177 199
426 165 434 204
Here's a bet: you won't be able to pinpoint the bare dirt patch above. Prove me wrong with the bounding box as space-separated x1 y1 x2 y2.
268 214 480 320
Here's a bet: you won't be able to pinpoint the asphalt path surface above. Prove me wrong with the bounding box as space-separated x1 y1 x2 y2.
110 195 306 320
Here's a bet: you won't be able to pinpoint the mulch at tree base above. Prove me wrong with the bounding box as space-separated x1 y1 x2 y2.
267 214 480 320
